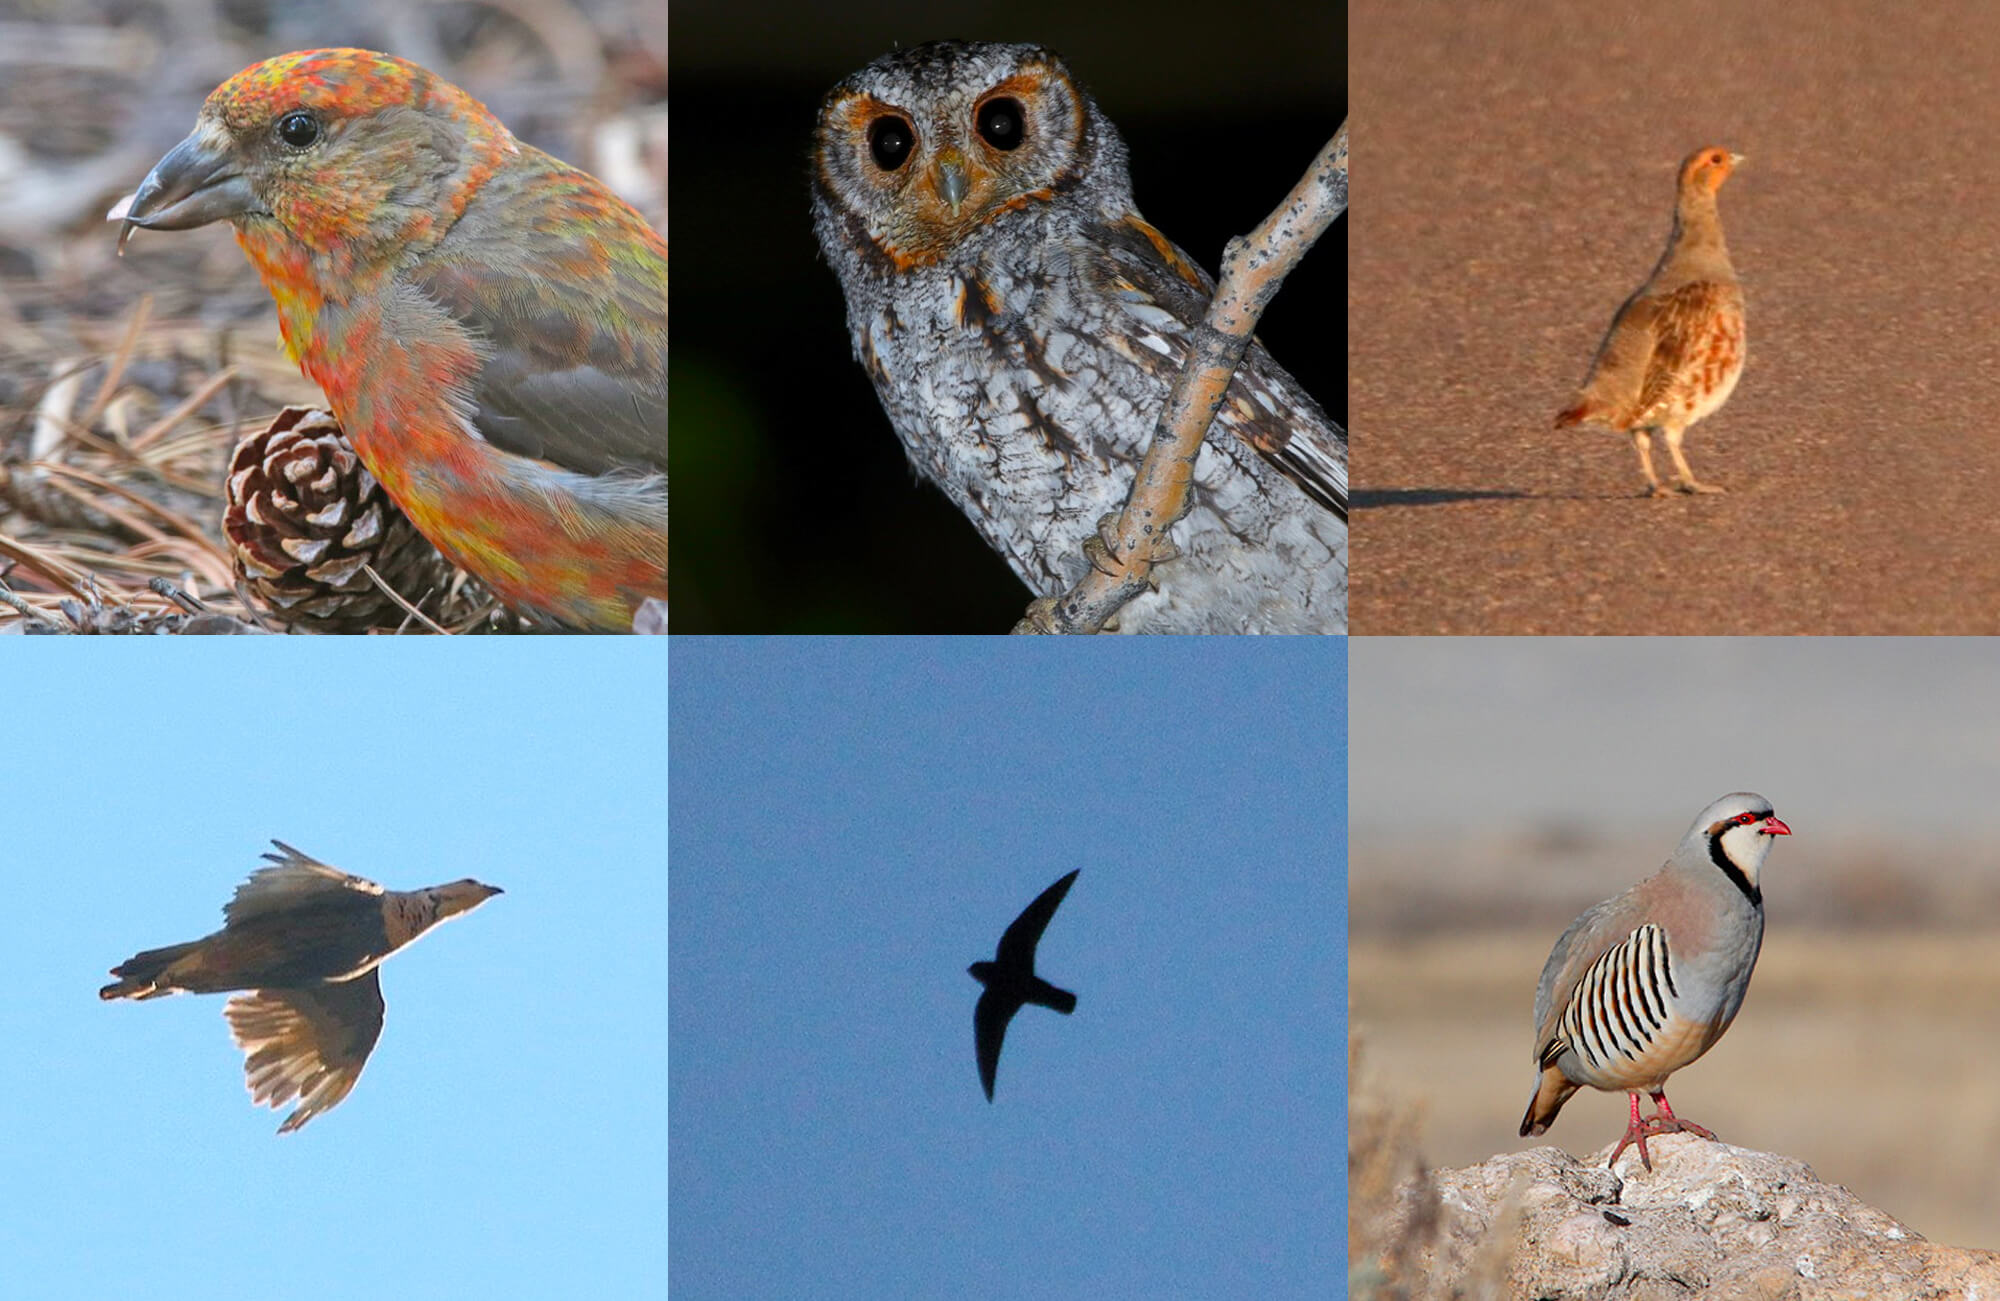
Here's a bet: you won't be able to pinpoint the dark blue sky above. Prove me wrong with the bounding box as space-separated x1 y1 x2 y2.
669 639 1348 1295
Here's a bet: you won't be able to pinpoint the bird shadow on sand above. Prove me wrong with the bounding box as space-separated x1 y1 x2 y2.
1351 487 1536 509
1350 486 1686 508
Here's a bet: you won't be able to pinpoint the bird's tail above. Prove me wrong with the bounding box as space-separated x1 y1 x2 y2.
1552 399 1597 430
98 941 201 1000
1029 978 1077 1015
1519 1065 1578 1137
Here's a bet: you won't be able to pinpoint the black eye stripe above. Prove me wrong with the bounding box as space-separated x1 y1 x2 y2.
1707 813 1765 906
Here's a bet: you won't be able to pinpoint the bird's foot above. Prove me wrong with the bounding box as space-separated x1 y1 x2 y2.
1606 1111 1718 1171
1652 1114 1717 1141
1014 597 1061 634
1644 482 1674 499
1675 480 1727 495
1607 1117 1656 1171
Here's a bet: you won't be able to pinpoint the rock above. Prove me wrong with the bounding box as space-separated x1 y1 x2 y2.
1359 1136 2000 1300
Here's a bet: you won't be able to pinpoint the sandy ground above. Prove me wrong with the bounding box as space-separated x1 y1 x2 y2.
1350 1 2000 632
1351 930 2000 1251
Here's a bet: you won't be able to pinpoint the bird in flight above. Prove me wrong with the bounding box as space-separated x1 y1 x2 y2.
100 841 502 1132
969 869 1079 1101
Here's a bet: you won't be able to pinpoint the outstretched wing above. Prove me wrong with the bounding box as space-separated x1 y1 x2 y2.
996 869 1079 970
225 970 386 1133
973 989 1018 1101
224 841 383 925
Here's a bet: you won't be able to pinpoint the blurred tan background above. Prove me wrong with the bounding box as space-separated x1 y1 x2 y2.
1350 638 2000 1249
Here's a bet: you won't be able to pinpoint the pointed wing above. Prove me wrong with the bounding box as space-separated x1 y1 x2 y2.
224 970 385 1133
1089 215 1347 519
995 869 1079 969
973 989 1018 1101
224 841 382 926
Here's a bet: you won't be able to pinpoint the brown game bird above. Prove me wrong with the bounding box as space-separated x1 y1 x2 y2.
1555 147 1746 497
101 841 501 1132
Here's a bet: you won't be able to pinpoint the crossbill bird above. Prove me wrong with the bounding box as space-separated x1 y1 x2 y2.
115 49 668 631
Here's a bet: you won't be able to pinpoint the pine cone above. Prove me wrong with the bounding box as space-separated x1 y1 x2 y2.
224 408 452 631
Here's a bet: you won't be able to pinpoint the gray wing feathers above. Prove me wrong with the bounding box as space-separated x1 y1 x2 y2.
224 842 383 925
225 970 387 1133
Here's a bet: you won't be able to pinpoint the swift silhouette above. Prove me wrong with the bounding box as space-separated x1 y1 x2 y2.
968 869 1078 1100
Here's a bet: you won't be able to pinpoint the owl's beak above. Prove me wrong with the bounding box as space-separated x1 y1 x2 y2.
934 150 970 216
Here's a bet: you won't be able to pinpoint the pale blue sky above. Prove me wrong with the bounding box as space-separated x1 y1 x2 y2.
0 643 667 1299
669 639 1348 1296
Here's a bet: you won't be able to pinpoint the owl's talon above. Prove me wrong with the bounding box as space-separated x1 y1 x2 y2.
1081 533 1121 577
1013 598 1062 634
1090 513 1180 573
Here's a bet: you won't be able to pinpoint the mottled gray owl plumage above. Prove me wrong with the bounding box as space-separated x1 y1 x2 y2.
812 41 1346 633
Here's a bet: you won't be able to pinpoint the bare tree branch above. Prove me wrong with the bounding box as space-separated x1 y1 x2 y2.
1017 118 1348 634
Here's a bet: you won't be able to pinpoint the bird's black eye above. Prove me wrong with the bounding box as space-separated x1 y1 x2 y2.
276 111 321 149
868 116 914 171
976 97 1025 151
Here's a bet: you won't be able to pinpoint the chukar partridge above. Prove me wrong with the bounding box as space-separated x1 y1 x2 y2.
101 842 502 1132
1554 146 1746 497
1520 792 1790 1170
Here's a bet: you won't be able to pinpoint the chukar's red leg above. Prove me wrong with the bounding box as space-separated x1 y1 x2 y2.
1607 1091 1656 1171
1649 1089 1717 1140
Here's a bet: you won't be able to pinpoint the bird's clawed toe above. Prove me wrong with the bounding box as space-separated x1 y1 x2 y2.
1607 1110 1719 1171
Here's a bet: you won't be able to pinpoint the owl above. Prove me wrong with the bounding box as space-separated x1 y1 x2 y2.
811 40 1346 634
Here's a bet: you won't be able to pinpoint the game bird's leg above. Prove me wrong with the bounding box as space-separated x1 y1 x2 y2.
1664 425 1725 494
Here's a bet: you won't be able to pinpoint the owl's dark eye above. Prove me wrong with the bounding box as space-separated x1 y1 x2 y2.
976 98 1025 151
868 116 914 171
276 110 321 149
